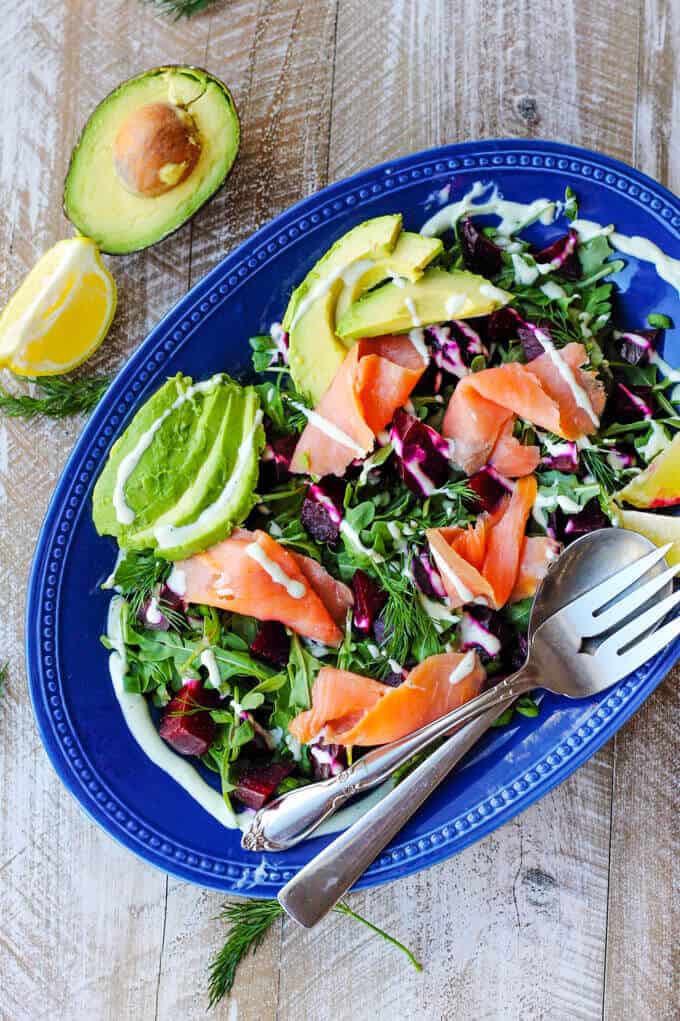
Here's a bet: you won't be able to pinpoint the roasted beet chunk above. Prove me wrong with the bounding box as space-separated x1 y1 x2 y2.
259 433 298 488
517 321 553 362
509 632 529 673
352 569 387 633
300 476 345 545
411 548 447 599
485 306 526 345
614 328 661 366
468 466 511 513
159 680 221 757
533 229 581 280
609 381 655 423
390 408 450 497
310 741 347 780
459 216 503 277
233 762 294 810
428 321 489 378
250 621 290 667
460 606 512 663
548 498 610 545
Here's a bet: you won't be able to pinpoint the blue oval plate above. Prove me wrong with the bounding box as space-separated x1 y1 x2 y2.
27 140 680 897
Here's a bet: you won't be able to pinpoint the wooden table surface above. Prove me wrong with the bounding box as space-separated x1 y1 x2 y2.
1 2 678 1018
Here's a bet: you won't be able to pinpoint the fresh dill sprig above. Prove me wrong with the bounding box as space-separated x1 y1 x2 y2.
581 447 618 493
0 374 110 419
374 560 439 665
113 549 171 616
208 897 421 1008
146 0 221 19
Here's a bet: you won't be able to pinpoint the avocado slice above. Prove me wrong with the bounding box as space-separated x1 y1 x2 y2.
334 232 443 326
336 268 513 340
287 216 442 404
64 66 240 254
93 373 264 560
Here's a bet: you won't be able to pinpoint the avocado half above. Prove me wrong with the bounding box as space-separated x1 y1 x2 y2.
63 66 240 255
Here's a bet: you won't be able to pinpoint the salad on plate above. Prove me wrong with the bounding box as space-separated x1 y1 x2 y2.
93 180 680 834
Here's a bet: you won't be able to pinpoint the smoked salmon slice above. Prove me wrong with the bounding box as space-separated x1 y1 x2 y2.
290 335 425 477
443 342 604 474
177 529 352 646
511 535 561 602
288 652 485 746
427 476 538 609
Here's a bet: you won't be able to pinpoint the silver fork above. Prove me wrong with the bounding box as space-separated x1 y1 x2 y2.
276 537 680 926
244 537 680 856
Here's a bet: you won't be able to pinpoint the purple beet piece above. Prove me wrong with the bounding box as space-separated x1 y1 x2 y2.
310 741 347 780
260 433 298 488
485 306 526 345
352 569 387 633
233 762 295 811
250 621 290 667
411 548 447 599
428 321 489 378
372 610 390 647
159 680 221 757
159 582 186 612
517 321 553 362
548 498 610 545
381 670 407 688
390 408 450 497
300 476 345 545
610 381 654 423
533 229 581 280
468 466 511 513
615 328 661 366
541 441 579 472
460 606 512 663
509 632 530 673
459 216 504 277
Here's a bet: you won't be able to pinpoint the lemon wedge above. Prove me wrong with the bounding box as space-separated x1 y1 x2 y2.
0 238 116 376
615 433 680 509
616 507 680 566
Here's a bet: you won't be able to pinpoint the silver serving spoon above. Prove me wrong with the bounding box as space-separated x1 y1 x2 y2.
275 529 678 927
243 529 675 856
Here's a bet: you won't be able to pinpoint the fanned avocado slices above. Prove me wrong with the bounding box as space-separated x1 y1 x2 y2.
92 373 264 560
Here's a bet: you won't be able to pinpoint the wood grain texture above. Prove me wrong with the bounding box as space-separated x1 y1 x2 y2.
0 0 678 1019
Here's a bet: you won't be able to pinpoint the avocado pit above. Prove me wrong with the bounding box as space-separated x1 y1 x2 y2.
113 101 201 198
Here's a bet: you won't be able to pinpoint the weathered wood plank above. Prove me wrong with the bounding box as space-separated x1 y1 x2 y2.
0 2 213 1019
277 2 644 1019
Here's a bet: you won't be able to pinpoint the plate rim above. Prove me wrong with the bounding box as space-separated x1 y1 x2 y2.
26 137 680 896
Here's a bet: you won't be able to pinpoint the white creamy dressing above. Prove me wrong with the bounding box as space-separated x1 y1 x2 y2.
154 409 264 552
339 519 384 563
532 326 599 428
166 565 187 597
417 591 460 626
340 258 377 289
386 520 408 553
387 269 407 288
101 546 126 590
479 283 510 305
200 648 222 689
460 614 501 657
421 181 556 238
403 296 430 366
366 642 381 658
639 420 672 462
387 659 403 675
303 638 333 658
540 281 568 300
532 490 583 529
113 375 225 526
431 548 474 604
106 597 238 829
289 263 348 332
290 401 366 455
573 220 680 297
284 733 303 761
146 597 163 625
511 253 540 286
268 520 283 537
445 294 466 317
245 541 306 598
448 650 477 686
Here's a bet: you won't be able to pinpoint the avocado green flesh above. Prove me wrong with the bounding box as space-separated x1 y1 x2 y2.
92 373 264 560
336 268 513 340
334 231 443 327
286 216 446 405
64 67 240 255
